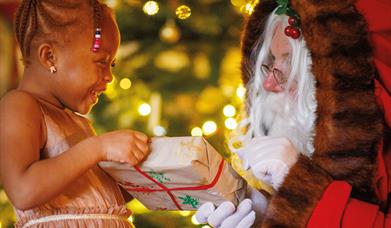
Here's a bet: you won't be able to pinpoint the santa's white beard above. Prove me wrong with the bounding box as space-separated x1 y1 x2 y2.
253 91 315 157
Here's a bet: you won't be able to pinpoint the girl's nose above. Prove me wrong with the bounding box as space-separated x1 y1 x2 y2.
104 73 113 83
263 73 283 93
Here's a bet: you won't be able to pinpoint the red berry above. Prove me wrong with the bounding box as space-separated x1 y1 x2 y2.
284 26 293 37
288 17 296 26
290 28 301 39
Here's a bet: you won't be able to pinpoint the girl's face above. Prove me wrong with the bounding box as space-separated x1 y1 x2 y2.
53 10 120 115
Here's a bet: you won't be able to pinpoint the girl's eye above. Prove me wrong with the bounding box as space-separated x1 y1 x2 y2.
111 61 116 68
97 61 107 66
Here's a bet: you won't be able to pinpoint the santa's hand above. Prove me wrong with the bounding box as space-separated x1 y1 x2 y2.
195 199 256 228
236 136 298 189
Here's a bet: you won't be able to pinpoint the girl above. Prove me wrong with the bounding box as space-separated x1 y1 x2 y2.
0 0 149 227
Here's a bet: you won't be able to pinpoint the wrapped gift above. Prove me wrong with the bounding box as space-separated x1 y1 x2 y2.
99 136 247 211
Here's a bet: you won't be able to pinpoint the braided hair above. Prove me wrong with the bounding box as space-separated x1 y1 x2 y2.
14 0 104 64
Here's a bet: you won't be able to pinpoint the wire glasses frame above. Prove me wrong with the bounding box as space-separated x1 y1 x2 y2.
261 64 288 89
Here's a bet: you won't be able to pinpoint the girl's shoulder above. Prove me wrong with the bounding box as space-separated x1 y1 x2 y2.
0 90 42 117
0 90 46 148
0 90 44 128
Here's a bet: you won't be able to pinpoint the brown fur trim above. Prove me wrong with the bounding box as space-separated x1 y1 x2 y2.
240 0 384 227
260 155 333 227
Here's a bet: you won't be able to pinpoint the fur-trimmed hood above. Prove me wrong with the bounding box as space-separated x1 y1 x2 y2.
240 0 385 226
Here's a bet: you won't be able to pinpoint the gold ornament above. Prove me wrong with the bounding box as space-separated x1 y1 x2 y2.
159 20 181 43
175 5 191 20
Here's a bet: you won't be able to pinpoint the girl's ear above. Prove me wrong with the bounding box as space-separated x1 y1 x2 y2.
37 43 57 72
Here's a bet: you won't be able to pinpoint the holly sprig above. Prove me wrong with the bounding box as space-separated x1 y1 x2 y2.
275 0 300 27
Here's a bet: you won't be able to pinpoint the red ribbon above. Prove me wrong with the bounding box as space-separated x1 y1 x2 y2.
125 158 225 210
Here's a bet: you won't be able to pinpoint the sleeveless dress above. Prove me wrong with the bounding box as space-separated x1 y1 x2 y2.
14 96 133 228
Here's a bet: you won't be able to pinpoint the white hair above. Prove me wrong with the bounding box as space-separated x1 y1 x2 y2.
229 10 317 157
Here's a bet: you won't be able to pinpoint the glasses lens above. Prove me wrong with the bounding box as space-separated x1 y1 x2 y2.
273 69 287 85
261 64 270 74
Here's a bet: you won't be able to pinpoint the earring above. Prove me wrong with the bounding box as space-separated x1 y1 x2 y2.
50 65 57 74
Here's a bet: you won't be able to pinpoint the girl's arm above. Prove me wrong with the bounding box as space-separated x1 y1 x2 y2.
0 91 103 210
0 91 149 210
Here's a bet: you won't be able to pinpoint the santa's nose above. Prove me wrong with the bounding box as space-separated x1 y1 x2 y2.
263 73 283 93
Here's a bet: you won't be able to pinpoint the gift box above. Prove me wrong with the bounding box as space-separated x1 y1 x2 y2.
99 136 247 211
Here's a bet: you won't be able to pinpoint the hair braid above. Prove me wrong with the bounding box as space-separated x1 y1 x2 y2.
14 0 107 62
15 0 35 56
24 0 38 57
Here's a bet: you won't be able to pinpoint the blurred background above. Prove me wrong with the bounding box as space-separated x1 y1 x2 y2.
0 0 258 227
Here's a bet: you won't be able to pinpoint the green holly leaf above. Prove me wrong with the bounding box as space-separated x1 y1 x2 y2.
276 0 288 6
275 6 287 15
286 8 297 17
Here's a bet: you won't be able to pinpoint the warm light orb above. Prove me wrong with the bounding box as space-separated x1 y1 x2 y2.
191 127 203 136
240 2 255 15
119 78 132 90
225 118 237 130
223 104 236 117
176 5 191 19
191 214 200 225
202 121 217 135
143 1 159 15
179 211 191 216
138 103 151 116
153 125 167 136
236 84 246 100
127 216 134 223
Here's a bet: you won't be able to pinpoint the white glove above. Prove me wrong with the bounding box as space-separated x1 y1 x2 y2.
195 199 256 228
236 136 298 190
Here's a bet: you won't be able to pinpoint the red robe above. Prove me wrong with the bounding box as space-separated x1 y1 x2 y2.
308 0 391 227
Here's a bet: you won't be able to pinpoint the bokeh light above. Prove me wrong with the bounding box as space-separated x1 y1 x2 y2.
236 84 246 100
178 211 192 216
223 104 236 117
225 118 237 130
191 127 203 136
143 1 159 15
176 5 191 20
138 103 151 116
202 121 217 135
119 78 132 90
191 214 200 225
153 125 167 136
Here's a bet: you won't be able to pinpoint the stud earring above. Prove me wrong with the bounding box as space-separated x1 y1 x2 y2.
50 65 57 74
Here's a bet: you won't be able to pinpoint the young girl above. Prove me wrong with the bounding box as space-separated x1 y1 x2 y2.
0 1 150 227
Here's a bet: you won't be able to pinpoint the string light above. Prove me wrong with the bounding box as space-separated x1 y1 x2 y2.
119 78 132 90
178 211 191 216
230 0 246 7
191 214 200 225
138 103 152 116
223 104 236 117
143 1 159 15
236 84 246 100
225 118 237 130
160 20 181 43
191 127 203 136
153 125 167 136
176 5 191 20
127 216 134 223
202 121 217 135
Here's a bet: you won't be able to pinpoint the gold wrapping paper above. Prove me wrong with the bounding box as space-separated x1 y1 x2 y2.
99 136 247 211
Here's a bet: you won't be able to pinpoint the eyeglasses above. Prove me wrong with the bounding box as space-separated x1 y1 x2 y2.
261 64 288 88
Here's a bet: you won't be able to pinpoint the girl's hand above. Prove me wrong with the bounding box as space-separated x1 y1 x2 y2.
97 130 150 166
